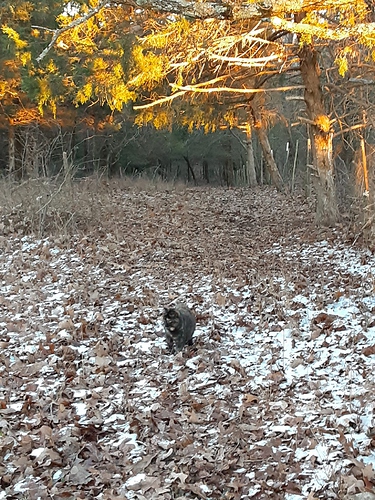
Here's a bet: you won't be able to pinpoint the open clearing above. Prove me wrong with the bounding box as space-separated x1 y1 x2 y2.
1 186 375 499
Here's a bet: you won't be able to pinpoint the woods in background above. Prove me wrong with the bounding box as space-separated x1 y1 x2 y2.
1 0 375 229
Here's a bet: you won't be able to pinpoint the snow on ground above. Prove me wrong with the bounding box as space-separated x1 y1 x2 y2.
0 186 375 499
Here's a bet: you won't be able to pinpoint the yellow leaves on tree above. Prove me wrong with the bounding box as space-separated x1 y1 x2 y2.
8 2 33 22
2 26 28 49
128 17 277 131
2 25 31 66
52 4 136 111
129 45 168 90
335 55 348 77
56 8 105 56
19 51 31 66
143 18 191 50
0 79 18 100
75 82 93 105
38 78 57 117
135 109 172 129
357 29 375 55
74 58 135 111
334 46 356 77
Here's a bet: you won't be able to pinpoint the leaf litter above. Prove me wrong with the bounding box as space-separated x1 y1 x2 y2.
0 186 375 499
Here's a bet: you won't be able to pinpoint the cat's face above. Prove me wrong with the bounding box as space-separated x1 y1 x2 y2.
163 308 180 332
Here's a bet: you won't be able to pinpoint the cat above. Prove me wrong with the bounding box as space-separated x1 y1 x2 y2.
163 304 196 353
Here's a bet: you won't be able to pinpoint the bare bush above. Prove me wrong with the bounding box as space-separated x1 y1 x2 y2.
0 174 184 238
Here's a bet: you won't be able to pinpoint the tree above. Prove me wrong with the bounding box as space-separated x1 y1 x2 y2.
119 0 375 222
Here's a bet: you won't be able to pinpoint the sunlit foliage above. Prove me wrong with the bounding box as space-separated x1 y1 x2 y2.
1 0 375 129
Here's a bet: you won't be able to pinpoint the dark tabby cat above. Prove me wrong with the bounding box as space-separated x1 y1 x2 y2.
163 304 196 353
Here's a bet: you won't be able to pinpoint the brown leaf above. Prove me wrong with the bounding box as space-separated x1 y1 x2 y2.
311 312 337 329
362 345 375 356
243 393 258 404
306 493 319 500
269 371 285 383
215 293 226 306
311 328 322 339
189 409 205 423
95 356 111 367
191 401 207 412
170 471 188 484
138 314 150 325
67 463 92 485
58 318 75 331
362 463 375 480
291 358 303 368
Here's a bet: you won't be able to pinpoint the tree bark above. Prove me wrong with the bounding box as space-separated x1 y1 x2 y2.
223 158 234 186
251 100 284 192
203 159 209 183
298 43 337 225
245 123 257 187
183 155 197 184
255 125 284 191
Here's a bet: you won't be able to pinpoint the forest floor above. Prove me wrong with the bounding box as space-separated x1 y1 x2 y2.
0 183 375 500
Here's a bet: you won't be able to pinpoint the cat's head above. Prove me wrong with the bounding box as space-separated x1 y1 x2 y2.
163 307 180 331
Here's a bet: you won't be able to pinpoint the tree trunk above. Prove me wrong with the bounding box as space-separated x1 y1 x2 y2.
245 123 257 187
222 133 234 187
8 124 15 179
31 132 40 178
355 140 375 242
251 100 284 192
256 126 281 189
298 43 337 225
183 155 197 184
203 159 209 183
223 158 234 186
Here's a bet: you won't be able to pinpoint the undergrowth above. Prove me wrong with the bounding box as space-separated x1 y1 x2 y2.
0 174 182 239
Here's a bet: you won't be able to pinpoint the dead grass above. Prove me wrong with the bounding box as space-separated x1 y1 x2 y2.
0 175 185 238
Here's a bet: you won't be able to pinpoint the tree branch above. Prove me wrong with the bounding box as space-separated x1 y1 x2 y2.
34 0 288 62
133 83 304 110
271 16 375 41
133 90 188 109
332 123 367 138
208 52 280 66
35 0 107 63
35 0 370 64
171 83 304 94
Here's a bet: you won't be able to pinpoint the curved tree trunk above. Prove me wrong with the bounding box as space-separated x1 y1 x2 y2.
298 43 338 225
251 100 284 192
183 155 197 184
255 126 284 192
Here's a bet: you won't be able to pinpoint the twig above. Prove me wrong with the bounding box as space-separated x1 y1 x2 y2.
36 155 75 214
291 139 298 192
